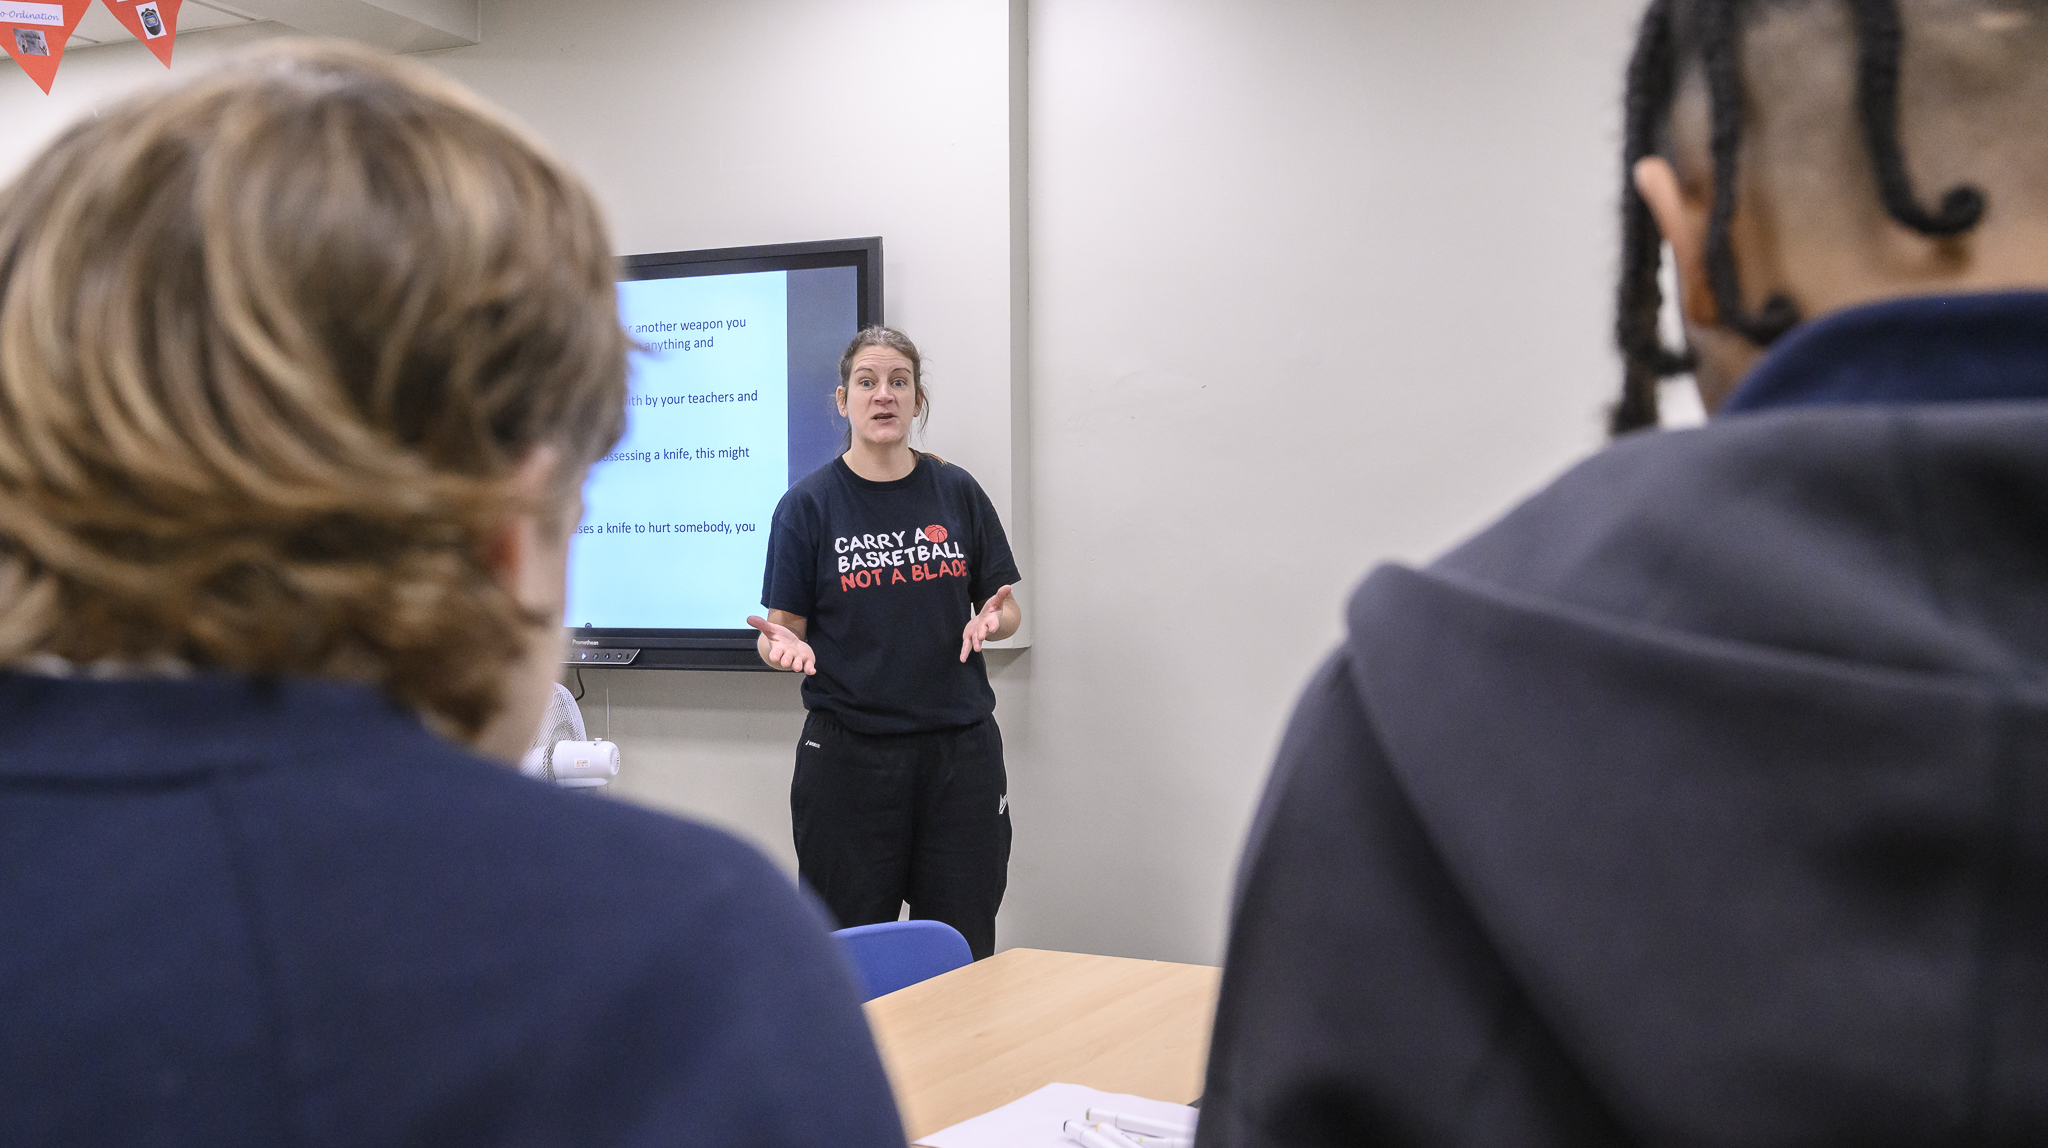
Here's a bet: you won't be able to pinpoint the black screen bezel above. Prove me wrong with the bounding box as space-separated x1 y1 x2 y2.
568 237 882 670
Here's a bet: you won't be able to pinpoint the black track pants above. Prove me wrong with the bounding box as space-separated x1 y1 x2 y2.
790 710 1011 960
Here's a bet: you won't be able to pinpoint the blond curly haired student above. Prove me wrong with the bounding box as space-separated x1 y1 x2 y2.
0 41 900 1147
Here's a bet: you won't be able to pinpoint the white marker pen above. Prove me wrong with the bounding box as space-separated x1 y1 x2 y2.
1085 1108 1198 1138
1063 1119 1137 1148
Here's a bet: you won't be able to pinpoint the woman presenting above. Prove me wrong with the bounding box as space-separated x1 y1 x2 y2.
749 327 1021 960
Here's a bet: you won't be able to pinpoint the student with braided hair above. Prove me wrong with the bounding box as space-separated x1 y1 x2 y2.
1200 2 2048 1144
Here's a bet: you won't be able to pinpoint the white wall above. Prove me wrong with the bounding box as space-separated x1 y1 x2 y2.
0 0 1025 883
0 22 296 165
0 0 1648 965
0 2 1021 534
427 0 1021 534
420 0 1027 880
1007 0 1643 963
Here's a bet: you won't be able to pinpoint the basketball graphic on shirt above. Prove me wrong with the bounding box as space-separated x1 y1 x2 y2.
924 524 949 544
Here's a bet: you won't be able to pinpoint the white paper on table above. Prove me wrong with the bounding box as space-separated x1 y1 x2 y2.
914 1082 1198 1148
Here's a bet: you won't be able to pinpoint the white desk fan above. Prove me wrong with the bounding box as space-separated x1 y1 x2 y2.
519 682 620 790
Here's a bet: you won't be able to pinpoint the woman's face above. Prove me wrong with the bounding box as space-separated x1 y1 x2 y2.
837 347 919 449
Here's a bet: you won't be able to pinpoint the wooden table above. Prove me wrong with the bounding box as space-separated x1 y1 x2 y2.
863 947 1222 1143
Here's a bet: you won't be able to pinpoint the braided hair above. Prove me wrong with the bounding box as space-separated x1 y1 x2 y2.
1610 0 1989 434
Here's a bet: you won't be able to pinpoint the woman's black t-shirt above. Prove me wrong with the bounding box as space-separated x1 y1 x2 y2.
762 455 1021 734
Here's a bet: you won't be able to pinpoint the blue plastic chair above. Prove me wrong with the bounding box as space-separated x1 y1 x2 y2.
831 920 974 1002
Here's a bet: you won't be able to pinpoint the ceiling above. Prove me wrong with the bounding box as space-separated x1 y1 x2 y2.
68 0 477 53
71 1 258 47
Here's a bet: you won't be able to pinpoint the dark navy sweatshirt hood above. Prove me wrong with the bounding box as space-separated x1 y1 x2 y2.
1335 293 2048 1141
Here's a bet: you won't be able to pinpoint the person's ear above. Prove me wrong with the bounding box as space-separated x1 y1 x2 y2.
1634 156 1716 326
480 444 566 605
834 384 849 417
471 445 569 765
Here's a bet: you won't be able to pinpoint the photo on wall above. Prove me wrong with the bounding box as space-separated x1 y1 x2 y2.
13 27 48 54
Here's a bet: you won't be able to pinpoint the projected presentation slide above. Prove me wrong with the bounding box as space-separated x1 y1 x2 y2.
567 266 854 631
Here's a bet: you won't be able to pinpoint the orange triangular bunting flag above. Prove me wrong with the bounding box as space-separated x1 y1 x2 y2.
1 0 93 93
97 0 177 66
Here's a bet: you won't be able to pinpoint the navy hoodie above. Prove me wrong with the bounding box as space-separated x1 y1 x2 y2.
1199 294 2048 1146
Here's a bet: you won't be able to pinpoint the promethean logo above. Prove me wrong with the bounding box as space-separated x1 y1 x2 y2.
0 3 64 25
571 639 601 646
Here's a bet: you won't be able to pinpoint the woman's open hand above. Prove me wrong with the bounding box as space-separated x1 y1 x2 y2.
959 585 1014 662
748 615 817 675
